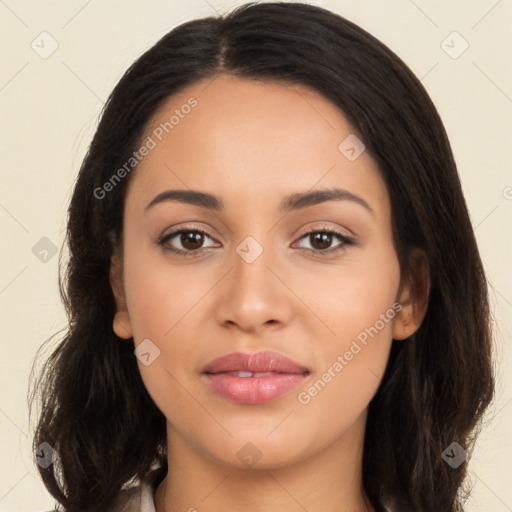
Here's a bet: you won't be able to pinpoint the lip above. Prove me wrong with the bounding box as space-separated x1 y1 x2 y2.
202 351 310 405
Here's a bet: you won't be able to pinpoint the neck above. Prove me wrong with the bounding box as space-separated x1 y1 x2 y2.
155 412 373 512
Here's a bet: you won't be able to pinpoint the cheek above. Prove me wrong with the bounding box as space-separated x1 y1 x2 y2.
298 242 400 411
293 282 399 447
306 240 401 349
123 246 205 340
121 247 212 414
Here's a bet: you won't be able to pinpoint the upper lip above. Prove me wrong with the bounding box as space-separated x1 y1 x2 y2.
202 351 309 374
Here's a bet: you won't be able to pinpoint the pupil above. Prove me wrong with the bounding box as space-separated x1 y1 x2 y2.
312 232 331 250
312 233 332 249
182 231 203 250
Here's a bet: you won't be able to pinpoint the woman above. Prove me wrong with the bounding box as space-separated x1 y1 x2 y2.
29 2 494 511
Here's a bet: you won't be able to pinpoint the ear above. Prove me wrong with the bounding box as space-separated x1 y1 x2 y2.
393 248 430 340
109 245 133 339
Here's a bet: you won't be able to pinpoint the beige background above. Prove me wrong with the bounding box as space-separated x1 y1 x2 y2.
1 0 511 510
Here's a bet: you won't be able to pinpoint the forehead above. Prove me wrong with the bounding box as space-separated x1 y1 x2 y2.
126 74 388 217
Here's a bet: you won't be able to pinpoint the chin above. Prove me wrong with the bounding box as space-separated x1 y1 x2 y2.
198 430 316 471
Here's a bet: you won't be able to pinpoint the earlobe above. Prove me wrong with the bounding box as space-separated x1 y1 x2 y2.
113 311 134 339
393 248 430 341
393 315 419 341
109 249 133 340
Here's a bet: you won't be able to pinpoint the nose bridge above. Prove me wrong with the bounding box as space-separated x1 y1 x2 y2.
235 234 266 267
216 230 290 330
231 232 275 299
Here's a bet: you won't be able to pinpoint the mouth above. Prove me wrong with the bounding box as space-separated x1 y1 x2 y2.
201 351 310 405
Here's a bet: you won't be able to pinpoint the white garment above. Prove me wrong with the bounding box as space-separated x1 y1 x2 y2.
110 476 157 512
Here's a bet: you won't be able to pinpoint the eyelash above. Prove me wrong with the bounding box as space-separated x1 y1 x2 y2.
157 225 355 258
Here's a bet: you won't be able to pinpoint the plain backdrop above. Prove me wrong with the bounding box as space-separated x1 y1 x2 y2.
0 0 511 510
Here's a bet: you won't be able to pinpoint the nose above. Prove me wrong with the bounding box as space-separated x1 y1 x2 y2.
214 237 293 334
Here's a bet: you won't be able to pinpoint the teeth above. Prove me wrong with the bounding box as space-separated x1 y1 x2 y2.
235 371 253 378
226 371 277 377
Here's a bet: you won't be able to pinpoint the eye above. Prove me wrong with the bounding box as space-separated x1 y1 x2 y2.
157 228 220 257
293 227 354 256
157 225 355 258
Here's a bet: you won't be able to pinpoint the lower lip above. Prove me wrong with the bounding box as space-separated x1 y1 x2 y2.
203 373 308 404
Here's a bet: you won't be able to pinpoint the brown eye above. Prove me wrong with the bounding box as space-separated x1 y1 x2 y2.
180 231 205 250
308 232 333 250
157 228 219 256
294 228 355 256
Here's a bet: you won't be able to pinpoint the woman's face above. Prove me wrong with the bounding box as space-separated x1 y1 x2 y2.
112 74 414 469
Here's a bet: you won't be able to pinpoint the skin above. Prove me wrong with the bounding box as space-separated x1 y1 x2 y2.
110 74 429 512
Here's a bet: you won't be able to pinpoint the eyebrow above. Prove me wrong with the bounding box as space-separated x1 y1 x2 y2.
144 188 373 214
